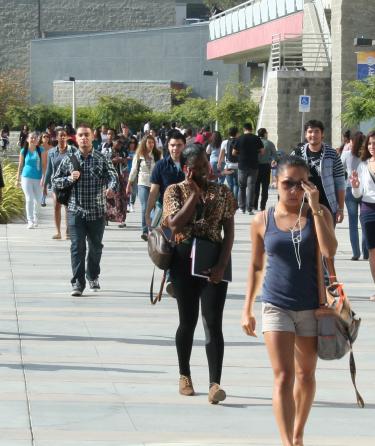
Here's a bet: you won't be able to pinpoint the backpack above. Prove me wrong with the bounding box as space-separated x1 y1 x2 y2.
23 145 42 163
55 153 81 206
226 138 238 163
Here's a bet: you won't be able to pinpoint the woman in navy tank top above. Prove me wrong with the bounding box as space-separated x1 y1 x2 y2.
242 156 337 446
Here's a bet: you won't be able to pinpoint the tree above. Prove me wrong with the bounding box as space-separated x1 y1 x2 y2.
342 77 375 126
95 96 152 131
171 97 215 129
0 70 28 126
214 83 259 135
203 0 244 12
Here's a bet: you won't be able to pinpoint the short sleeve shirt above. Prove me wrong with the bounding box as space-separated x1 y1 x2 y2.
235 133 264 170
150 156 185 205
162 180 237 244
21 147 45 180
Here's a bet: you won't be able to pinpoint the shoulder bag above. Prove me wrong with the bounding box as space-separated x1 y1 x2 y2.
148 226 175 305
315 251 364 408
55 153 80 206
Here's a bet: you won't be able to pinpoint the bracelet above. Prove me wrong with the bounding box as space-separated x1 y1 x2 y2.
337 208 344 212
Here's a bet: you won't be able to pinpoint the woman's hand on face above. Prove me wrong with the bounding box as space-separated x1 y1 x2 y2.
241 311 257 337
350 170 360 188
187 170 201 196
301 180 320 211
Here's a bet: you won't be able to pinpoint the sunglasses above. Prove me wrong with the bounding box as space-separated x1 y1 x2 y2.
281 180 304 191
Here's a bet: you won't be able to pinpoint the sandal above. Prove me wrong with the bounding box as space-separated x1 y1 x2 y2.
52 234 62 240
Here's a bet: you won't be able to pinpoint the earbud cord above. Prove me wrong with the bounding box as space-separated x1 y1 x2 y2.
289 193 306 270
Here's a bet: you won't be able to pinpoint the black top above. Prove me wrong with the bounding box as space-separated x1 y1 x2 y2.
305 148 330 210
235 133 264 170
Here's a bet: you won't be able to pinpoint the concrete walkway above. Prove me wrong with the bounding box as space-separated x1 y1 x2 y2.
0 192 374 446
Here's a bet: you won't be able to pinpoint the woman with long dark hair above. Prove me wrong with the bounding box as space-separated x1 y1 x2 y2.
341 131 368 260
163 144 236 404
206 131 224 183
126 135 162 240
242 155 337 446
44 129 76 239
351 131 375 301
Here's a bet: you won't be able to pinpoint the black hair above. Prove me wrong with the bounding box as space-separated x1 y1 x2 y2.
76 123 92 131
343 129 351 139
167 130 186 144
276 155 309 176
182 144 206 168
257 128 267 138
243 123 253 131
228 126 238 138
304 119 324 133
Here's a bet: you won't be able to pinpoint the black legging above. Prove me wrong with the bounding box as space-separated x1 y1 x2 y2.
170 243 228 384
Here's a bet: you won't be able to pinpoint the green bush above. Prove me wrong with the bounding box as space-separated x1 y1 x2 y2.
0 160 25 223
342 77 375 126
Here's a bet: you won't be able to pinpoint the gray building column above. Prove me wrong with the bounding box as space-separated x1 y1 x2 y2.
331 0 375 147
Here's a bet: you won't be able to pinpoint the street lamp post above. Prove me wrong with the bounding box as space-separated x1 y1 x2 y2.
69 77 76 129
203 70 219 131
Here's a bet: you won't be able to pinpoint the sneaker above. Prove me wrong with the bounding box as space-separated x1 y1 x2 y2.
208 383 226 404
141 233 148 241
166 281 175 298
41 202 46 207
129 204 134 212
71 284 83 297
351 256 359 261
179 375 195 396
89 279 100 292
27 223 34 229
248 210 255 215
118 223 127 228
240 209 246 214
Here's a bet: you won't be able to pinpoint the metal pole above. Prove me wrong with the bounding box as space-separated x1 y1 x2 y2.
215 74 219 131
72 80 76 130
300 88 306 143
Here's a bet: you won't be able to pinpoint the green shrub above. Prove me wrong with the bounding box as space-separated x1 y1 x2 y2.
0 160 25 223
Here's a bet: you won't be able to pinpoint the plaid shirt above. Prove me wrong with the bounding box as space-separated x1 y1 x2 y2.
53 148 119 221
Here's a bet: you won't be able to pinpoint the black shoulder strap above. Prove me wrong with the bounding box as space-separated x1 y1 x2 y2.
70 153 80 171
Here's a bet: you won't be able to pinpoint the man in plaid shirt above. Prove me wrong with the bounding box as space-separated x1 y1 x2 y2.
53 123 119 296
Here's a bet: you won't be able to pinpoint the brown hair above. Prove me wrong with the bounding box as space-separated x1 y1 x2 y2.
135 135 161 162
361 131 375 161
350 131 365 158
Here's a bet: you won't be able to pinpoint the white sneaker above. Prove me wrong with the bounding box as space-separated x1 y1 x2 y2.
129 204 134 213
27 223 34 229
32 223 38 228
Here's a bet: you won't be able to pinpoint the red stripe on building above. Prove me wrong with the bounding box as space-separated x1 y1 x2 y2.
207 12 304 60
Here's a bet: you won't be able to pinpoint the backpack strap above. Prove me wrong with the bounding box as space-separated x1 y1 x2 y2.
349 347 365 408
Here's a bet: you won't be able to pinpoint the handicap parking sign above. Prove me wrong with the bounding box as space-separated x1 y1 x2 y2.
299 95 311 112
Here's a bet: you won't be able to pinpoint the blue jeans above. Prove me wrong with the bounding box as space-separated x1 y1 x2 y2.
345 187 368 258
68 212 106 289
226 169 238 200
210 160 225 184
138 184 150 234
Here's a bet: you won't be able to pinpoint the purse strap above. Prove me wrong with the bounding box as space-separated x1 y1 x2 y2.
149 267 167 305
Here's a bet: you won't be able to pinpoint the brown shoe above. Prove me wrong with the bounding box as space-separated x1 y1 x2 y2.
208 383 226 404
179 375 195 396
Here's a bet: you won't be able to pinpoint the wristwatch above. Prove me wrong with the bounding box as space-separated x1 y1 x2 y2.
312 207 324 217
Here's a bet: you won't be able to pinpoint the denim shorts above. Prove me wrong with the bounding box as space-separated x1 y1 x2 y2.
262 302 318 337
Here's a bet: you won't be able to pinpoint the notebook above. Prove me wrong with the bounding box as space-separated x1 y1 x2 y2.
190 238 232 282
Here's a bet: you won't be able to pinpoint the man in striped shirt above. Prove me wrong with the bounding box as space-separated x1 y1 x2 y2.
292 119 346 224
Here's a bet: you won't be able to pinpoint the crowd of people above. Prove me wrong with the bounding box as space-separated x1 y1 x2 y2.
1 117 375 446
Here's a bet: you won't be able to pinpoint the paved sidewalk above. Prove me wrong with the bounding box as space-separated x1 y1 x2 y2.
0 192 374 446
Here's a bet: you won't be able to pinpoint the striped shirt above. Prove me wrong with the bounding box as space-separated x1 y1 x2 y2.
291 143 345 213
53 149 119 221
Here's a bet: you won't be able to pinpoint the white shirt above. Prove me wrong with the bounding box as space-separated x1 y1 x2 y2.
352 160 375 203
